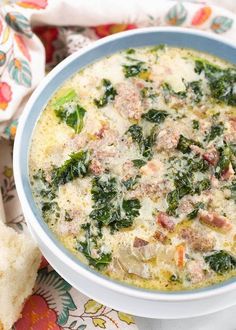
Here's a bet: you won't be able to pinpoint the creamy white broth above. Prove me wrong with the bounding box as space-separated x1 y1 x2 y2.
29 46 236 291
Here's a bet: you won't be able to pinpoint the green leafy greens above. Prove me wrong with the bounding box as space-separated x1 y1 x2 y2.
195 58 236 106
187 80 203 103
89 175 141 231
132 159 147 168
141 109 169 124
166 155 210 215
123 61 147 78
32 169 59 222
187 202 205 220
192 120 199 130
229 180 236 202
215 143 232 178
94 79 117 108
205 122 224 142
177 134 202 154
122 175 140 190
54 89 86 134
204 250 236 274
77 224 112 270
127 124 157 160
52 150 90 186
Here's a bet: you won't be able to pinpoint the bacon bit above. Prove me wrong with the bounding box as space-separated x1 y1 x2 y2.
89 159 104 175
203 148 219 166
181 228 215 252
199 210 232 233
133 237 149 248
176 244 185 269
153 230 168 244
156 212 175 232
221 163 235 181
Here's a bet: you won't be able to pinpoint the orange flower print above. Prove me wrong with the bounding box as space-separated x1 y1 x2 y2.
192 6 212 26
17 0 48 10
0 20 3 37
34 26 59 63
94 23 137 38
14 34 31 61
15 295 61 330
0 82 12 110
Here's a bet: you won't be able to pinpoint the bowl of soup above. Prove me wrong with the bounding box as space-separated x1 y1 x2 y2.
14 27 236 318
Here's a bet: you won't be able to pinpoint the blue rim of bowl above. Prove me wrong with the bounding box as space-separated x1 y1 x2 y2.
14 27 236 301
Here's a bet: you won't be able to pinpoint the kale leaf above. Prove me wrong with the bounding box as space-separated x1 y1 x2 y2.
32 169 59 222
91 175 117 205
126 48 135 54
205 122 224 142
162 80 203 104
195 59 236 106
229 180 236 202
174 171 193 199
52 150 90 186
127 124 156 160
94 79 117 108
122 176 140 190
142 127 157 160
123 61 147 78
187 157 209 173
140 87 157 100
55 104 86 134
54 89 86 134
53 89 76 107
167 157 210 215
215 143 232 178
77 224 112 270
132 159 147 168
162 82 187 102
127 124 144 148
192 120 199 130
41 201 59 221
142 109 168 124
166 190 180 216
204 250 236 274
90 175 141 231
187 80 203 103
110 199 141 231
194 178 211 195
187 202 205 220
177 134 202 154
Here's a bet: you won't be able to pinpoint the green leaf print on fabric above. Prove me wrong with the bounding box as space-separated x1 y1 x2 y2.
5 11 32 37
165 3 187 26
35 268 77 325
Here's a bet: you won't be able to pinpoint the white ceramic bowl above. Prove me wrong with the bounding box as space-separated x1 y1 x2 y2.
14 27 236 319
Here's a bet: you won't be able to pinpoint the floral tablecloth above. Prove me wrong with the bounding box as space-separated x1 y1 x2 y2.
0 0 236 329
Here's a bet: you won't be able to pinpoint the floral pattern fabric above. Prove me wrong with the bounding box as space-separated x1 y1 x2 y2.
0 0 236 329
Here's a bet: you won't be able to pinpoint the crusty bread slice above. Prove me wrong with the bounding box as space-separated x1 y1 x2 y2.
0 221 41 330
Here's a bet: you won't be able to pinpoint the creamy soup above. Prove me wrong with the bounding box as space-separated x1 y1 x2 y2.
29 46 236 291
